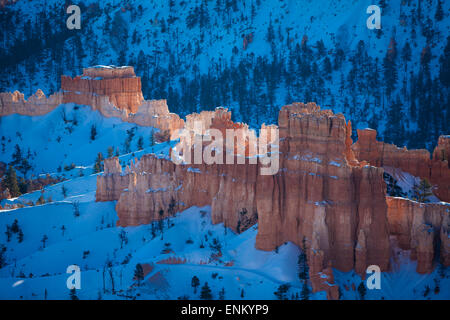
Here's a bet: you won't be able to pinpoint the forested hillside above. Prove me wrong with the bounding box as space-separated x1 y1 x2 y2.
1 0 449 150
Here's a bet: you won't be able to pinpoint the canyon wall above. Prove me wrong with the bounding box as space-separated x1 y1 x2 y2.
386 196 449 273
255 103 390 274
97 104 392 300
352 129 450 202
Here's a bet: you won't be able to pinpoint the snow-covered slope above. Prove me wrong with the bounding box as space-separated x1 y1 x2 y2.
0 164 448 300
0 103 159 177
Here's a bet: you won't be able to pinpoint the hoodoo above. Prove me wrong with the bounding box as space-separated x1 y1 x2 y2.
95 103 401 299
0 66 185 138
61 66 144 113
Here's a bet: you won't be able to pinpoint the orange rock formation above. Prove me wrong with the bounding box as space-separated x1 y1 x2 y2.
0 90 62 116
97 103 398 299
61 66 144 113
1 66 185 137
352 129 450 202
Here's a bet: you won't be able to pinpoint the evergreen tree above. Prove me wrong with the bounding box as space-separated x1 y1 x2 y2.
107 146 114 158
70 288 79 300
0 245 5 268
200 282 212 300
435 0 444 21
357 282 367 300
218 287 225 300
149 129 155 147
11 144 22 166
412 178 433 203
298 238 309 281
90 124 97 141
93 153 104 173
134 263 144 286
191 276 200 294
439 37 450 87
18 229 24 243
41 234 48 248
137 136 144 150
3 166 20 197
62 185 68 198
301 280 310 300
274 284 290 300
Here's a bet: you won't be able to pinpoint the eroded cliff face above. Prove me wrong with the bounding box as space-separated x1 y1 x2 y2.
0 90 62 116
96 103 391 301
61 66 144 113
386 196 450 273
255 103 390 274
352 129 450 202
95 157 131 202
1 66 185 137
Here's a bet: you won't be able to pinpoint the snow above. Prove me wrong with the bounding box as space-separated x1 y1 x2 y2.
329 161 341 167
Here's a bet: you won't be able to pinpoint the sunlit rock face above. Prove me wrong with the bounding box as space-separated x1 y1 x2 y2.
98 103 392 299
255 103 390 274
352 129 450 202
61 66 144 114
1 67 185 137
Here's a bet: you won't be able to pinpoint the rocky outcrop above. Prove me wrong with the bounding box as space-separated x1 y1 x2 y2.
386 196 450 273
255 103 390 273
0 90 63 116
60 66 184 136
95 157 131 202
1 66 185 138
96 102 447 297
352 129 450 202
61 66 144 113
99 103 391 283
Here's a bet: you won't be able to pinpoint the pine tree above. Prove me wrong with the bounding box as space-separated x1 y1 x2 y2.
134 263 144 286
357 282 367 300
191 276 200 294
200 282 212 300
41 234 48 248
137 136 144 150
90 124 97 141
149 129 155 147
439 37 450 87
93 153 104 173
413 178 433 203
298 238 309 281
301 280 310 300
11 144 22 166
70 288 79 300
62 185 68 198
274 284 290 300
435 0 444 21
107 146 114 158
219 287 225 300
4 166 20 197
